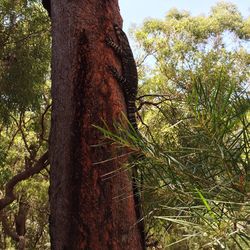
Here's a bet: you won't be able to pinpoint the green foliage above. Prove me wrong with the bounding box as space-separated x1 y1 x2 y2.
0 0 51 248
0 0 50 123
17 176 50 249
134 3 250 249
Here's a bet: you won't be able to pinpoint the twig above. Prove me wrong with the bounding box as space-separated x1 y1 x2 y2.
137 100 167 111
40 104 52 142
137 94 174 100
137 113 156 144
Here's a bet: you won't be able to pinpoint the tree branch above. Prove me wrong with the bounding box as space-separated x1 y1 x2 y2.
0 211 19 242
40 104 51 142
137 94 176 100
0 151 49 210
137 100 167 111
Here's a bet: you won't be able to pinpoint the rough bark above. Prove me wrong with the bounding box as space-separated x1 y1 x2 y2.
49 0 144 249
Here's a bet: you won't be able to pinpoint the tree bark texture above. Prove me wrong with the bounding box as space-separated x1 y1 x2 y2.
49 0 143 249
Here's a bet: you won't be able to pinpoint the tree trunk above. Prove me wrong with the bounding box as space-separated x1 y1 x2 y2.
49 0 144 249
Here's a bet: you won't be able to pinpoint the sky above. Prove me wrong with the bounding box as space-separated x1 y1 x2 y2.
119 0 250 33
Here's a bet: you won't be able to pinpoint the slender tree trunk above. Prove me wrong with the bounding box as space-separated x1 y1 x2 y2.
49 0 144 249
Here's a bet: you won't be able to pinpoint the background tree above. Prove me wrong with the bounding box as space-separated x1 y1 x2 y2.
0 0 50 249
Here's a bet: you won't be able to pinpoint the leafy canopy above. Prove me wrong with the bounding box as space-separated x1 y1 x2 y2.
0 0 50 123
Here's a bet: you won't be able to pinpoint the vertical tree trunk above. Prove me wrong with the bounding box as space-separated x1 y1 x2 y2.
49 0 143 249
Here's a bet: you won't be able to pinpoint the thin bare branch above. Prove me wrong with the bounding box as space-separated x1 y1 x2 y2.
137 94 177 100
137 100 167 111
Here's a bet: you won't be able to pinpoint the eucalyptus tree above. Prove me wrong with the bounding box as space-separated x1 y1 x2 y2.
0 0 51 249
46 0 144 249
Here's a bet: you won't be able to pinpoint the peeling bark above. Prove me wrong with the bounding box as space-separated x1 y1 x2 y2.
49 0 143 249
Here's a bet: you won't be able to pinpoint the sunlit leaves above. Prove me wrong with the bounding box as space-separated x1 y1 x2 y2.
132 2 250 248
0 1 51 248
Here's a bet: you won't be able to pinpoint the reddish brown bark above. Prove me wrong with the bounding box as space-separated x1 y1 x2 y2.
49 0 143 249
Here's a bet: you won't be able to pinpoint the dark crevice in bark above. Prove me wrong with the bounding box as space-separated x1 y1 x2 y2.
69 30 90 249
